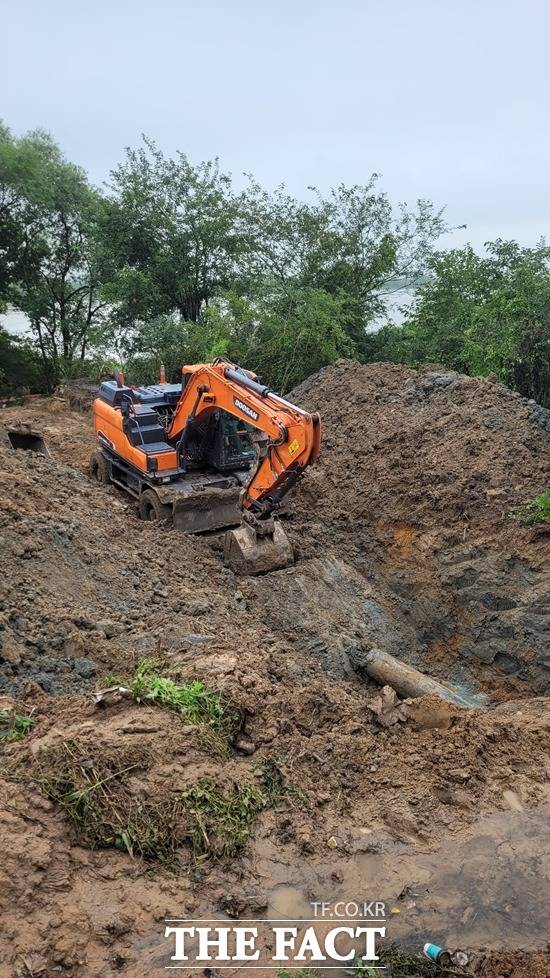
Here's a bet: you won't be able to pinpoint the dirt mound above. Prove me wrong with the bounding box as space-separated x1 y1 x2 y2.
472 949 550 978
0 369 548 975
285 360 550 691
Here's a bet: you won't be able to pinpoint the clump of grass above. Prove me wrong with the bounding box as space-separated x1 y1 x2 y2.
0 708 34 743
99 671 125 687
32 740 173 859
509 490 550 525
95 658 241 753
257 758 308 808
180 778 268 858
31 741 286 862
130 658 241 753
355 945 438 978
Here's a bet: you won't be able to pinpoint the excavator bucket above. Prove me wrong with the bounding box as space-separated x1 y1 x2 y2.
223 518 294 576
172 486 242 534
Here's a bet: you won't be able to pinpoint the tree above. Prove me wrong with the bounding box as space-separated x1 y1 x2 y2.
0 124 108 386
238 176 447 353
101 139 242 328
0 326 45 397
0 123 51 307
202 287 354 392
465 241 550 404
122 287 353 394
381 240 550 406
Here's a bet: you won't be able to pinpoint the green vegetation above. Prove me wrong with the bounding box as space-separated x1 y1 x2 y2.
32 740 185 859
1 123 443 396
180 778 268 858
0 124 109 389
2 121 549 404
0 707 34 743
32 741 291 861
370 240 550 406
510 491 550 525
129 658 240 752
355 945 437 977
99 671 125 687
0 327 46 397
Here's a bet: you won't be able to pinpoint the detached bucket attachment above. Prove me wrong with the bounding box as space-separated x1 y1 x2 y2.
224 514 294 576
5 423 49 456
173 486 242 534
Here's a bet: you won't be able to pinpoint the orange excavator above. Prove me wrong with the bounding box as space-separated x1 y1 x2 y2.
90 359 321 574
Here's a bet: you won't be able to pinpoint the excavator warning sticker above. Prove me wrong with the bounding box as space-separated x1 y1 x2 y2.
288 438 300 456
233 396 259 422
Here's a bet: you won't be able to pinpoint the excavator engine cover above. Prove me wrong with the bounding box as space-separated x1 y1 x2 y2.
223 517 294 576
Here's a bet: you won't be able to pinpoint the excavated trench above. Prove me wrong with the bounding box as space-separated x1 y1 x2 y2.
0 363 549 977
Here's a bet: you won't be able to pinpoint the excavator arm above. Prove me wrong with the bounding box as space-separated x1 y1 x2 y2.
167 360 321 519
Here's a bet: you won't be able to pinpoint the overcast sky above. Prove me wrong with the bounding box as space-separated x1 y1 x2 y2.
3 0 550 253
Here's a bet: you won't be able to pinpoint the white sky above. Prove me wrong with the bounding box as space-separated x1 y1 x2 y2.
2 0 550 254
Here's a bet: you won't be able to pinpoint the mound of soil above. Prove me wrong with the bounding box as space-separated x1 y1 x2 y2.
285 360 550 690
0 367 548 977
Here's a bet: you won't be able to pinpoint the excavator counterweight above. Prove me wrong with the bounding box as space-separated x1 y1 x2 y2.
90 360 321 575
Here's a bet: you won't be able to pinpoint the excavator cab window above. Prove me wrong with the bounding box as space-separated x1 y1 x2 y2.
183 411 255 472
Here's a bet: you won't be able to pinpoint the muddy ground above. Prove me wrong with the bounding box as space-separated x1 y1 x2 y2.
0 363 549 978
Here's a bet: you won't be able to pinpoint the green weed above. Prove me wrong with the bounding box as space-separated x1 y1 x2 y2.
509 490 550 525
256 757 309 808
0 708 34 743
31 741 287 862
32 741 171 858
99 658 241 753
179 778 268 858
131 659 225 725
354 945 437 977
99 671 125 687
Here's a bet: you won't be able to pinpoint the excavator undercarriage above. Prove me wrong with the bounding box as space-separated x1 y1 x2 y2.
90 360 321 575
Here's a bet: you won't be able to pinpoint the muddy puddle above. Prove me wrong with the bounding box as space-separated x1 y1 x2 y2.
267 804 550 947
133 805 550 974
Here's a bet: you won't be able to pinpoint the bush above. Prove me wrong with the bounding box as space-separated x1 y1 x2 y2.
0 327 46 397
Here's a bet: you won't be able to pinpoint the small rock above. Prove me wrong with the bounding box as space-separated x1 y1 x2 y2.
0 631 24 665
235 737 256 756
96 620 125 638
73 657 98 679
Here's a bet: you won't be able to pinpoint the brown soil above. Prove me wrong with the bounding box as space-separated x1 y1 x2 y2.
0 365 549 977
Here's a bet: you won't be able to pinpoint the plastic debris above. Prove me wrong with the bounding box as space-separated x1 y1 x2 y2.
451 950 469 967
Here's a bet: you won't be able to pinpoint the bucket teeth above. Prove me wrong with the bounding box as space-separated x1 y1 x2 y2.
223 520 294 576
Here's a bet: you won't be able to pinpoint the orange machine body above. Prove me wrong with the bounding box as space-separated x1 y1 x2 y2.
93 395 179 474
92 360 321 517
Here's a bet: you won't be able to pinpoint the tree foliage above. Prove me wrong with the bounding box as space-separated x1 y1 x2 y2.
0 326 45 397
3 123 549 407
370 240 550 406
101 139 242 326
0 124 107 385
112 146 445 390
